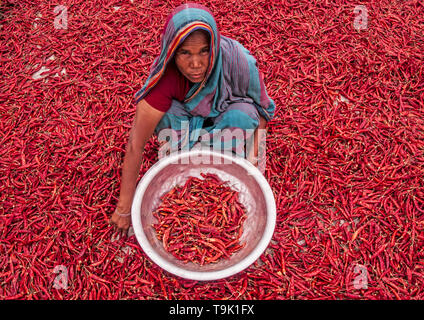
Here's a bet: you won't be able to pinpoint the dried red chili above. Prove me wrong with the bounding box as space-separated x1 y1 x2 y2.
1 0 423 301
152 173 246 265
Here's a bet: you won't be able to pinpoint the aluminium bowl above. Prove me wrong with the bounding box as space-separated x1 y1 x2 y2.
131 149 276 281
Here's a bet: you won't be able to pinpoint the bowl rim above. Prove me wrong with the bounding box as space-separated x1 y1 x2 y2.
131 149 276 281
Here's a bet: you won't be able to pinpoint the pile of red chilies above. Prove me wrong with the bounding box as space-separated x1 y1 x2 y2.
1 0 423 299
152 173 246 265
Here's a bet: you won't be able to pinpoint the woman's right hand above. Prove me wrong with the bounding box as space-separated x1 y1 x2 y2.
110 208 131 232
111 99 165 233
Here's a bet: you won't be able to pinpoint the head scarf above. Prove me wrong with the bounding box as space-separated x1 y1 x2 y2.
134 3 275 122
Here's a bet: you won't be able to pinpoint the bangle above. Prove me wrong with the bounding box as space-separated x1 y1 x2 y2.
115 210 131 217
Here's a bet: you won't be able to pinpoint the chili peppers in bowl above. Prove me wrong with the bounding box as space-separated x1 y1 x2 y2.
131 150 276 281
152 172 247 266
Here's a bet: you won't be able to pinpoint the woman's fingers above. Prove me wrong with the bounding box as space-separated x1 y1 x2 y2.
110 210 131 231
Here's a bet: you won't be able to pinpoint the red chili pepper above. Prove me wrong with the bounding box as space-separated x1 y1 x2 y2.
1 0 423 301
152 173 246 265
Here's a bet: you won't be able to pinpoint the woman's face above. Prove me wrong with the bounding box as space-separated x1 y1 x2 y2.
174 30 210 83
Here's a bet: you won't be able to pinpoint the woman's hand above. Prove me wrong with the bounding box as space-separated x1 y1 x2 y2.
110 208 131 232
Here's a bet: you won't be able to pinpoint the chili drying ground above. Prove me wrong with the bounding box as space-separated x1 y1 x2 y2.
1 0 423 299
152 173 246 265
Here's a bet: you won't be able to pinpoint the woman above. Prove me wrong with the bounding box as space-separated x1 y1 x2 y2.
111 3 275 231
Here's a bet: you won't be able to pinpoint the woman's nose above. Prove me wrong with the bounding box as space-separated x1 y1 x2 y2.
190 56 202 68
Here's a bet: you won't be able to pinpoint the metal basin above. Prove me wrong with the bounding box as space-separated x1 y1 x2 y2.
131 150 276 281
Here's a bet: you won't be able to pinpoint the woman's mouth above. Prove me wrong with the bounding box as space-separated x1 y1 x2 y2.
190 73 204 80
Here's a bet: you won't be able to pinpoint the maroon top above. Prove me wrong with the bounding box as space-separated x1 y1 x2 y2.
144 61 191 112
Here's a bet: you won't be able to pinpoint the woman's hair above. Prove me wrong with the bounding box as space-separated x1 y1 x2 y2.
174 29 211 57
186 29 211 44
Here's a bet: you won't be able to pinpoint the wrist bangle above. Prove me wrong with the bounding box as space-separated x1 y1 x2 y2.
115 210 131 217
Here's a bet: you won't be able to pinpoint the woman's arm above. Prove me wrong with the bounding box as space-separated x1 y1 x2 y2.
111 99 164 231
